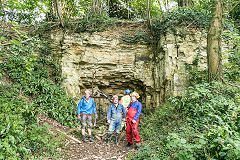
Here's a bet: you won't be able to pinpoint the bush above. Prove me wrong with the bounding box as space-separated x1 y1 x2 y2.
0 23 74 159
131 82 240 160
223 29 240 82
0 83 64 159
151 7 210 38
0 32 77 128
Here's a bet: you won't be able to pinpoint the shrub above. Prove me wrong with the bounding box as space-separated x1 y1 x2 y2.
131 82 240 160
0 23 74 159
151 7 210 38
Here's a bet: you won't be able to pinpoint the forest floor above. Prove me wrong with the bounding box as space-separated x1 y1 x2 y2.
39 114 137 160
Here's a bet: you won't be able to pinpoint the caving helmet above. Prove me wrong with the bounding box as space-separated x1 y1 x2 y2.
85 89 91 95
130 91 140 99
125 89 130 95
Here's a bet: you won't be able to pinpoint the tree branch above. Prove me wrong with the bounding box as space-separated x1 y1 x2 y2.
1 39 31 46
230 0 240 13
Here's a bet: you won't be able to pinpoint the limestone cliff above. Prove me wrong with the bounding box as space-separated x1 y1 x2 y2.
49 23 228 108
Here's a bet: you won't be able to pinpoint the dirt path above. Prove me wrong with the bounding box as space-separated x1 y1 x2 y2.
39 114 136 160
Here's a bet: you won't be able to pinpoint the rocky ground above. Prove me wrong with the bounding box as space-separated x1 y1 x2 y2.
39 114 137 160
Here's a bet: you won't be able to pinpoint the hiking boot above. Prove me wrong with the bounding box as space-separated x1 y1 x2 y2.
82 135 87 142
115 133 119 145
89 135 94 142
107 133 111 145
125 142 132 148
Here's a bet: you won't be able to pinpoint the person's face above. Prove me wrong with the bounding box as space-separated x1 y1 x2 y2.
131 96 137 102
113 97 118 104
85 93 90 99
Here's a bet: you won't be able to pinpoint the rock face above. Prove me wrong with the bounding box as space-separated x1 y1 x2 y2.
153 29 209 106
49 23 228 108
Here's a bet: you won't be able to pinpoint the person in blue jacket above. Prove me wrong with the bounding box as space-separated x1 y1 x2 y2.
107 95 126 145
77 89 97 142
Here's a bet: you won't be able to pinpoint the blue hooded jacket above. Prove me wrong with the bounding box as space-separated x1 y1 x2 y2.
77 96 96 115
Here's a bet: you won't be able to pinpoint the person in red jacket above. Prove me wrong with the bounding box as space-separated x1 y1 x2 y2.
126 91 142 148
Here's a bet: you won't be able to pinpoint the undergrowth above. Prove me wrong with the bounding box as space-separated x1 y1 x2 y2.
0 22 77 159
130 82 240 160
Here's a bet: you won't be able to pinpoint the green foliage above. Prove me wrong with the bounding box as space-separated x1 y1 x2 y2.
185 54 208 86
230 3 240 30
121 31 150 44
1 0 47 24
223 29 240 82
193 0 214 13
0 23 76 159
1 30 77 127
1 0 161 25
131 82 240 160
0 83 64 159
65 16 119 33
152 7 210 35
108 0 161 19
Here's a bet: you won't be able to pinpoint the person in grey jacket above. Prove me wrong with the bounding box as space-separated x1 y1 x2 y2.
107 95 126 145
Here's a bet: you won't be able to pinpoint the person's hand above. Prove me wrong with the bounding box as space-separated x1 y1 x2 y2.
132 120 136 124
107 120 110 124
77 115 81 121
123 118 126 122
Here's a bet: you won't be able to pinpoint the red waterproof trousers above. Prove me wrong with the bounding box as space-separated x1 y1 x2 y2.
126 107 142 144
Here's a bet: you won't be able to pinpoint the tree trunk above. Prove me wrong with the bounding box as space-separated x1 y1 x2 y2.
0 0 2 11
0 0 4 21
127 0 129 19
91 0 104 16
108 0 110 14
178 0 194 7
45 1 54 21
207 0 224 82
54 0 64 27
147 0 151 27
92 0 96 14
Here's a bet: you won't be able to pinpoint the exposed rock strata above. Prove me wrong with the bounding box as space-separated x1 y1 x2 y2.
50 24 228 108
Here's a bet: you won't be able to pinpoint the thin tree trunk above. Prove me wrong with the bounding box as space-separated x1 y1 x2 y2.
0 0 4 21
47 1 54 21
147 0 151 27
157 0 163 11
207 0 224 82
92 0 96 14
178 0 194 7
54 0 64 27
165 0 168 9
92 0 102 16
0 0 3 11
100 0 104 15
108 0 110 14
127 0 129 19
